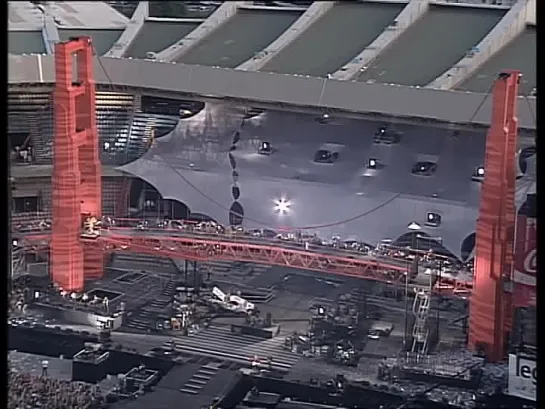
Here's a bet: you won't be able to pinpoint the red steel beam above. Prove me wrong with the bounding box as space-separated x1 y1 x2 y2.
468 71 520 362
20 233 473 297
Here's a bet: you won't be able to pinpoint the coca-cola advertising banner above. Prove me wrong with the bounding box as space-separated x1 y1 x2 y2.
513 194 536 307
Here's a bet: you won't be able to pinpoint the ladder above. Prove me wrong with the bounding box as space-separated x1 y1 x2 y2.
411 288 431 354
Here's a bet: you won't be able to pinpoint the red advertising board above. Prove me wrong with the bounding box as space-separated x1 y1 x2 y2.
512 198 536 307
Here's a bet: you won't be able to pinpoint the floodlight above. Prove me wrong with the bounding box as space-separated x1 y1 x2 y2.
274 198 291 215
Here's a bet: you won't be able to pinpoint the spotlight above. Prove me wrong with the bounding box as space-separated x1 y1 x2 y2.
367 158 378 169
425 212 441 227
274 198 291 215
258 141 273 155
12 239 18 247
472 166 485 182
317 113 331 123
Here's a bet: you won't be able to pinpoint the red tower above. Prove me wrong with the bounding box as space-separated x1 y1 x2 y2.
469 71 520 361
51 38 102 291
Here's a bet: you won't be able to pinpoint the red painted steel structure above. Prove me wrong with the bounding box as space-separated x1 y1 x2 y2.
21 233 474 297
468 71 520 362
51 38 102 291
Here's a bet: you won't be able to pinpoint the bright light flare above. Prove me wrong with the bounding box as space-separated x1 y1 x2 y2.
274 198 291 215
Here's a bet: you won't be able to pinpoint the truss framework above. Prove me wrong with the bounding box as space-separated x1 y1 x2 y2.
21 233 473 297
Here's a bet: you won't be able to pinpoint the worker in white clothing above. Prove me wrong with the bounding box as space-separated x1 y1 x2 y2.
41 359 49 376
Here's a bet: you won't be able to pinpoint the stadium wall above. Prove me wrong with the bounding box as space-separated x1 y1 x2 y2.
332 0 429 81
237 1 336 71
155 1 247 62
427 0 534 90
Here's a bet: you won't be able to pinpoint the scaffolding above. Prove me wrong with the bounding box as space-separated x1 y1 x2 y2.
51 37 102 291
468 71 520 362
411 288 431 355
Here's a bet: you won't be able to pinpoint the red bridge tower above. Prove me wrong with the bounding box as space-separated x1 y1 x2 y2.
51 38 102 291
469 71 520 361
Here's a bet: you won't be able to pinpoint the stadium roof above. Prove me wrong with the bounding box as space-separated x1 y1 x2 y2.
8 1 128 30
8 54 536 130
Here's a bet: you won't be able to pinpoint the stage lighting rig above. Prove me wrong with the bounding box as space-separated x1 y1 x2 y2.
274 198 291 215
472 166 485 182
258 141 273 155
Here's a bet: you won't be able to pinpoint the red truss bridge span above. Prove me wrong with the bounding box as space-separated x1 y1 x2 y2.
19 228 473 298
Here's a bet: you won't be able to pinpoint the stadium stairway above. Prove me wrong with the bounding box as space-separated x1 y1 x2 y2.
179 364 220 395
124 276 179 332
164 323 300 372
30 115 51 165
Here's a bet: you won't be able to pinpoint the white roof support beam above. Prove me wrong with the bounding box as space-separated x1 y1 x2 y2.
427 0 533 90
237 1 336 72
155 1 248 62
331 0 429 81
105 1 149 58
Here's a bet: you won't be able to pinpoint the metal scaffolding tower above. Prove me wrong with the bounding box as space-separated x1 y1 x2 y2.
411 287 431 355
51 37 102 291
468 71 520 362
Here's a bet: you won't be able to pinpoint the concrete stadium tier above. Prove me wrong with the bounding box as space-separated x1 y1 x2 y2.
8 31 46 54
8 90 181 166
58 28 123 56
175 9 302 68
456 26 536 95
8 1 130 56
8 1 128 31
119 108 490 257
125 20 203 59
357 4 505 86
259 2 403 77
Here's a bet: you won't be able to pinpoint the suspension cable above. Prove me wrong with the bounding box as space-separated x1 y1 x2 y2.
158 154 402 231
